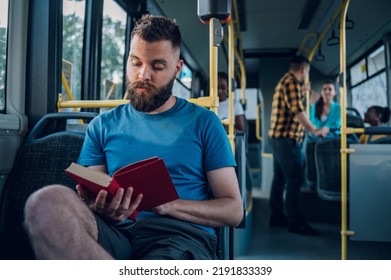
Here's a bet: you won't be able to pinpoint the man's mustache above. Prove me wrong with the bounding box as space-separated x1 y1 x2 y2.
128 81 157 91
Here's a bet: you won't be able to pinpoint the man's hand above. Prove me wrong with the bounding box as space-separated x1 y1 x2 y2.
302 82 311 93
313 126 329 137
310 90 320 104
76 184 143 222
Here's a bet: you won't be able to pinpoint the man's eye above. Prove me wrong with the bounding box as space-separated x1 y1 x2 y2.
132 59 141 66
153 64 165 70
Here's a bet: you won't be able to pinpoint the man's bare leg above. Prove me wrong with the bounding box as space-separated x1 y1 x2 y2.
24 184 113 259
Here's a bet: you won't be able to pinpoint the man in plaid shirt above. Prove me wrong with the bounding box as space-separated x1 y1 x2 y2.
268 55 329 236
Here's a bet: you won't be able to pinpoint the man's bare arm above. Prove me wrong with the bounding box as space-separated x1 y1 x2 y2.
153 166 244 228
295 111 329 137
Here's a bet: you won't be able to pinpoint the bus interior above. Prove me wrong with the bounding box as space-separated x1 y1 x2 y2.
1 0 391 260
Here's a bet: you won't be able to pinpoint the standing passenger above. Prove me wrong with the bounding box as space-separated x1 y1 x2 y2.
268 55 328 235
24 15 243 260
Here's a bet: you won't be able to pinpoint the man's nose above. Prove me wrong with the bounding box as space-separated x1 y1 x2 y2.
138 66 152 81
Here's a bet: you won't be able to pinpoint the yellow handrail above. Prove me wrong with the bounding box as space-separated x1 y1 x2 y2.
58 94 218 109
227 19 235 153
255 103 262 141
61 71 83 124
209 18 220 116
232 0 246 106
298 3 345 116
339 0 354 260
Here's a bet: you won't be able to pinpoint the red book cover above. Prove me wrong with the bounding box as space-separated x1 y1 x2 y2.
64 157 178 211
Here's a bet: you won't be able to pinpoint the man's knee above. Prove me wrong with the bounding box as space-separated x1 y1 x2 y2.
24 185 74 229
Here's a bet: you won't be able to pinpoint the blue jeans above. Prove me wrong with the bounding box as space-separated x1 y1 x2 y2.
269 137 305 225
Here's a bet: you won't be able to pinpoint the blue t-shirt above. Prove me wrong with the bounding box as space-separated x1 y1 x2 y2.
78 97 236 233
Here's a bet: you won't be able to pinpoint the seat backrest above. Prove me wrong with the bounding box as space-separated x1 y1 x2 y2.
369 137 391 144
0 112 96 259
305 139 318 185
314 138 354 201
346 114 364 128
215 132 249 260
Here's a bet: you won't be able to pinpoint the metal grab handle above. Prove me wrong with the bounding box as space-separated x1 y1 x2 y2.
327 29 339 46
255 103 262 141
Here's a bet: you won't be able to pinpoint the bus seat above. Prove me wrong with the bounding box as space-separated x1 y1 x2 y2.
214 132 249 260
346 107 361 118
346 107 364 128
314 138 356 201
368 136 391 144
304 139 318 188
0 112 96 260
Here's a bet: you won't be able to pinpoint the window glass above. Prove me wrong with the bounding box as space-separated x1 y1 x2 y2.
368 45 385 77
178 63 192 89
173 80 191 99
351 72 387 118
349 58 366 86
62 0 86 100
0 0 9 111
101 0 127 100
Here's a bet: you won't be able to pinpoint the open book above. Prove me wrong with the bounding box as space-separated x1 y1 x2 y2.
65 157 178 212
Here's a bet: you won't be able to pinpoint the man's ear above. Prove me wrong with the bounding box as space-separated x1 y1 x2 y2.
175 59 184 78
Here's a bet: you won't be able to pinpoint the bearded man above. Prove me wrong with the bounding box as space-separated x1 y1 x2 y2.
24 15 242 260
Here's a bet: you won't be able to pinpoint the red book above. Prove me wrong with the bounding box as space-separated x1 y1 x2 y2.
64 157 178 212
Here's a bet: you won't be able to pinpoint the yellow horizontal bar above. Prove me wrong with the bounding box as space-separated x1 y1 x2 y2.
59 99 128 109
221 119 229 126
186 96 219 108
340 230 355 237
343 127 365 134
340 148 355 154
58 94 219 110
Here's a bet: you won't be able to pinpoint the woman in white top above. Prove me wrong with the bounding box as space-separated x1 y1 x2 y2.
217 72 246 132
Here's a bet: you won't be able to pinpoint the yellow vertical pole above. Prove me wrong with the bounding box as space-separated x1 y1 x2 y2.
235 49 247 106
209 18 220 115
339 0 351 260
61 72 84 124
228 19 235 153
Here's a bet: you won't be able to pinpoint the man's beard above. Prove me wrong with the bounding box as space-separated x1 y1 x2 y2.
127 76 175 112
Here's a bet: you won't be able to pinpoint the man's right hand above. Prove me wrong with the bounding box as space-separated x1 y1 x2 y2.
313 126 329 137
76 184 143 222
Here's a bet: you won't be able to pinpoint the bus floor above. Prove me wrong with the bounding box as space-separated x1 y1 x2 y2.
236 188 391 260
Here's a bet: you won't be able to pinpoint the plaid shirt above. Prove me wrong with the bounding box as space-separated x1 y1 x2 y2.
268 73 306 143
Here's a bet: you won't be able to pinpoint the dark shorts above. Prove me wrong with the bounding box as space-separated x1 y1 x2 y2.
95 214 217 260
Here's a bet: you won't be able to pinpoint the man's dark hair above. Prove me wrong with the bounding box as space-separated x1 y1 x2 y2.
218 71 229 81
131 14 181 49
289 55 310 72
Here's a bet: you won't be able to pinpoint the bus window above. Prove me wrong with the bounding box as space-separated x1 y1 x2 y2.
178 63 192 89
352 72 387 118
100 0 127 100
0 0 9 112
368 45 386 76
174 62 192 99
62 0 86 101
350 45 387 118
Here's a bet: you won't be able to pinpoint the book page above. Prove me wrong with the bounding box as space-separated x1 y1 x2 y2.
65 163 111 188
113 156 158 176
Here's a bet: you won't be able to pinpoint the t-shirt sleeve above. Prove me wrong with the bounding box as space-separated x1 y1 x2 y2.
77 117 107 167
202 112 237 172
234 100 244 116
